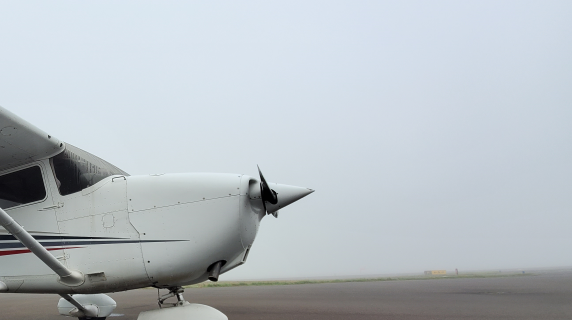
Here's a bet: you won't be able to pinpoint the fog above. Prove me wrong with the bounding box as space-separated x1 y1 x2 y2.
0 1 571 279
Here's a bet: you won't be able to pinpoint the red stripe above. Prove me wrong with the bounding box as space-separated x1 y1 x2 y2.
0 247 83 257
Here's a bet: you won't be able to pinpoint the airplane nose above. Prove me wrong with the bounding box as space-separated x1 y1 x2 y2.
239 172 314 249
240 180 313 248
262 183 314 214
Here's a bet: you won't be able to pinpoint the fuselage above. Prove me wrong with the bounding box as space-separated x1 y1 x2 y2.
0 145 265 294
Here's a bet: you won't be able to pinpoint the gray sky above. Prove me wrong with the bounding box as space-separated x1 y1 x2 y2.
1 1 571 279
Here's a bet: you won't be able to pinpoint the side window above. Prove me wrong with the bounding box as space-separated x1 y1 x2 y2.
0 166 46 209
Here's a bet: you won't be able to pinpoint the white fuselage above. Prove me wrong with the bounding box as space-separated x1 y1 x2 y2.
0 158 263 294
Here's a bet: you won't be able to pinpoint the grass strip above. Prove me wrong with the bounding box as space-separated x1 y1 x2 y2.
185 272 533 289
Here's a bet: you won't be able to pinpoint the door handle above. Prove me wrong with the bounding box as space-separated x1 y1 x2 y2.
39 202 64 211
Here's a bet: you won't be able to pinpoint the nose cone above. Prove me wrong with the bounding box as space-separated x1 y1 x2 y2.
264 183 314 214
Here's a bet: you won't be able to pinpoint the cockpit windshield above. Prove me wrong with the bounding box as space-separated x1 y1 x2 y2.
50 144 129 196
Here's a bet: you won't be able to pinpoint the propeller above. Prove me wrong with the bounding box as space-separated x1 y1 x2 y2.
257 165 279 217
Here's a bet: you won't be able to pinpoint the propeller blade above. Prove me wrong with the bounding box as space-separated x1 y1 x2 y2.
257 166 278 215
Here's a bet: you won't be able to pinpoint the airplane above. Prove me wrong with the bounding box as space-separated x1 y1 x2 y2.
0 106 313 320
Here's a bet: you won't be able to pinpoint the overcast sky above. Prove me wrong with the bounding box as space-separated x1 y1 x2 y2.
1 1 571 279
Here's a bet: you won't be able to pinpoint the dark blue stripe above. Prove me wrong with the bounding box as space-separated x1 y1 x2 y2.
0 235 127 241
0 240 185 249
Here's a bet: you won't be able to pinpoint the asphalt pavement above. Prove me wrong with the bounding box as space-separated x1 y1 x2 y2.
2 271 572 319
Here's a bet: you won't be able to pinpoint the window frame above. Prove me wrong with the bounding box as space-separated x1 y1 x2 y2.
0 163 48 211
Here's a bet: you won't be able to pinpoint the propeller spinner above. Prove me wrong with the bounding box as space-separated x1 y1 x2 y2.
256 166 314 218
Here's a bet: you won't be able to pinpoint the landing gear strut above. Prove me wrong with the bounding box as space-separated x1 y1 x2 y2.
157 286 189 308
138 286 227 320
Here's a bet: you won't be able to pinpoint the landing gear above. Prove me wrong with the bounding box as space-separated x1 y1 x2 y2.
57 294 117 320
157 286 188 307
137 286 227 320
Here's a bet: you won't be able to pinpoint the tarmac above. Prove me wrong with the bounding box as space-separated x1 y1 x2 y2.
2 271 572 319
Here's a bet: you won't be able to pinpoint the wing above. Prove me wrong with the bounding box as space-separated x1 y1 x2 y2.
0 106 65 171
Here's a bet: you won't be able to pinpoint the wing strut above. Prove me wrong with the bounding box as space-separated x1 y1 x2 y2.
0 207 84 286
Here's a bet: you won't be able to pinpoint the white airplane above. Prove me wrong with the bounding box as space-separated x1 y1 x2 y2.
0 106 313 320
